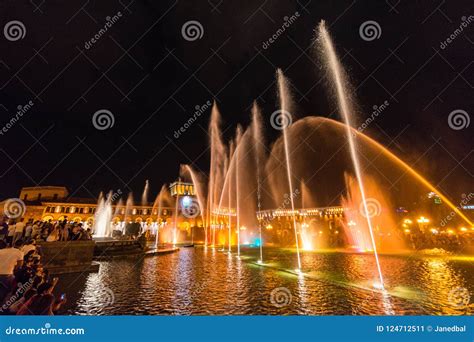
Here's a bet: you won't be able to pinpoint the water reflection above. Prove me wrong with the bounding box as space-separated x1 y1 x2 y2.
55 247 474 315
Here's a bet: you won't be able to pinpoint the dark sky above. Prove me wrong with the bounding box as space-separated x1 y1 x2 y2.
0 0 472 201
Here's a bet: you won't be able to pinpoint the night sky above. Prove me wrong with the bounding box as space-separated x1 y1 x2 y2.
0 0 472 201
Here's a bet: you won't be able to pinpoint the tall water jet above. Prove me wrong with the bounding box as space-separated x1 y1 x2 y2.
173 187 180 246
113 198 124 232
300 180 314 251
142 179 149 206
276 69 302 271
208 102 226 247
251 101 265 262
235 125 243 257
227 140 235 252
152 185 168 247
182 165 207 243
318 21 384 288
124 192 134 224
94 191 113 237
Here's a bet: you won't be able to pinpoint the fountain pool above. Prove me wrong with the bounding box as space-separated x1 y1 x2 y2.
56 247 474 315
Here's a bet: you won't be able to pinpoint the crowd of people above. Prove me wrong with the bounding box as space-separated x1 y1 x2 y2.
0 237 66 315
0 216 95 315
0 217 92 245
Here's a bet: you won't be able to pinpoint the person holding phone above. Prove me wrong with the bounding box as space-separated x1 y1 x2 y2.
16 278 67 315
